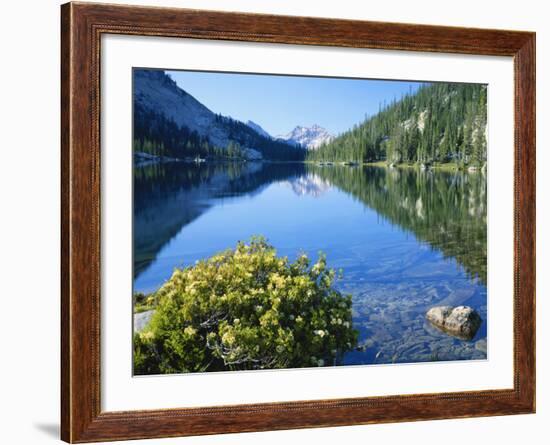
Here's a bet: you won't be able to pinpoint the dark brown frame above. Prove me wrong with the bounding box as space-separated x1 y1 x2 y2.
61 1 536 442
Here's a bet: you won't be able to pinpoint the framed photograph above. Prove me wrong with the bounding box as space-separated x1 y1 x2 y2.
61 2 535 442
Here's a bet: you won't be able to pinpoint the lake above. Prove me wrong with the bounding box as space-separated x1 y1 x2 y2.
134 161 487 365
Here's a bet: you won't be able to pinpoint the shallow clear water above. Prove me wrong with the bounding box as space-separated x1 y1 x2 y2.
133 162 487 365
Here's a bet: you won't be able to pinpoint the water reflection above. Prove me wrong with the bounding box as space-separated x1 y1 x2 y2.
285 174 331 197
134 162 306 276
309 165 487 284
133 161 487 364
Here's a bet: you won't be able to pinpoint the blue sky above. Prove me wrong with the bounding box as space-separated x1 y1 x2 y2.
167 70 425 137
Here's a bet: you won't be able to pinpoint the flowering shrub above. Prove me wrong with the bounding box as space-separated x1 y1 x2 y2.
134 237 357 374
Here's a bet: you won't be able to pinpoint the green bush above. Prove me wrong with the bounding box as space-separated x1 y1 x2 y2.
134 237 357 374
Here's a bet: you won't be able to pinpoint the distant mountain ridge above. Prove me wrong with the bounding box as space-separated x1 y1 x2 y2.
246 120 271 139
277 125 334 150
133 69 304 161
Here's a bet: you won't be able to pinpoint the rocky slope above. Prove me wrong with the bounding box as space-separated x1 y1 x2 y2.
246 120 271 139
134 69 230 148
133 69 303 161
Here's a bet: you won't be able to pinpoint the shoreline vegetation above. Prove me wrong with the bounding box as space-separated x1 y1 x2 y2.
135 152 485 174
134 237 358 374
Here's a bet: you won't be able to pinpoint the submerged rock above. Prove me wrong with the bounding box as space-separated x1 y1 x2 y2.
426 305 482 340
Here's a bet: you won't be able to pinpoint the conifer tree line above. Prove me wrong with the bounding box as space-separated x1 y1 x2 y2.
307 83 487 167
133 103 225 159
133 104 306 162
213 114 306 161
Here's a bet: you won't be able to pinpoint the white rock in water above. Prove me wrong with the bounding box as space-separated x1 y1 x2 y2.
426 305 482 340
426 305 453 326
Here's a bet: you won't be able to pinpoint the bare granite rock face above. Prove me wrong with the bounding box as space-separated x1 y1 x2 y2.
426 305 482 340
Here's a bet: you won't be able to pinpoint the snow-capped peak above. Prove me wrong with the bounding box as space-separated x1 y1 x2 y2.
276 125 334 149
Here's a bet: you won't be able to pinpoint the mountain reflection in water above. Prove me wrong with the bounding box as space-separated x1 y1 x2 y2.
134 161 487 365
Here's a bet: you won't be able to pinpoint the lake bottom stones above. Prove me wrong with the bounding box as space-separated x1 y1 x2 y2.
341 274 487 366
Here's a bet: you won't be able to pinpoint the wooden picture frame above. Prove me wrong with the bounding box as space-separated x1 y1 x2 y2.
61 2 535 442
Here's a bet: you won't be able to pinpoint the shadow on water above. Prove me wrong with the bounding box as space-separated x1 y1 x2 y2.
133 161 306 277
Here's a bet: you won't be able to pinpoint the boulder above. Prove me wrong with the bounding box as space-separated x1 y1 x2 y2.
426 305 453 326
134 310 154 333
426 305 482 340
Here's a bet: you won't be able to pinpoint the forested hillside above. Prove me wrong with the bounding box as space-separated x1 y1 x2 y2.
134 104 306 161
307 83 487 167
134 103 215 159
133 69 305 162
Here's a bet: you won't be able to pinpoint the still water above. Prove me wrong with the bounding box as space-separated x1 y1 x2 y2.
134 162 487 365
